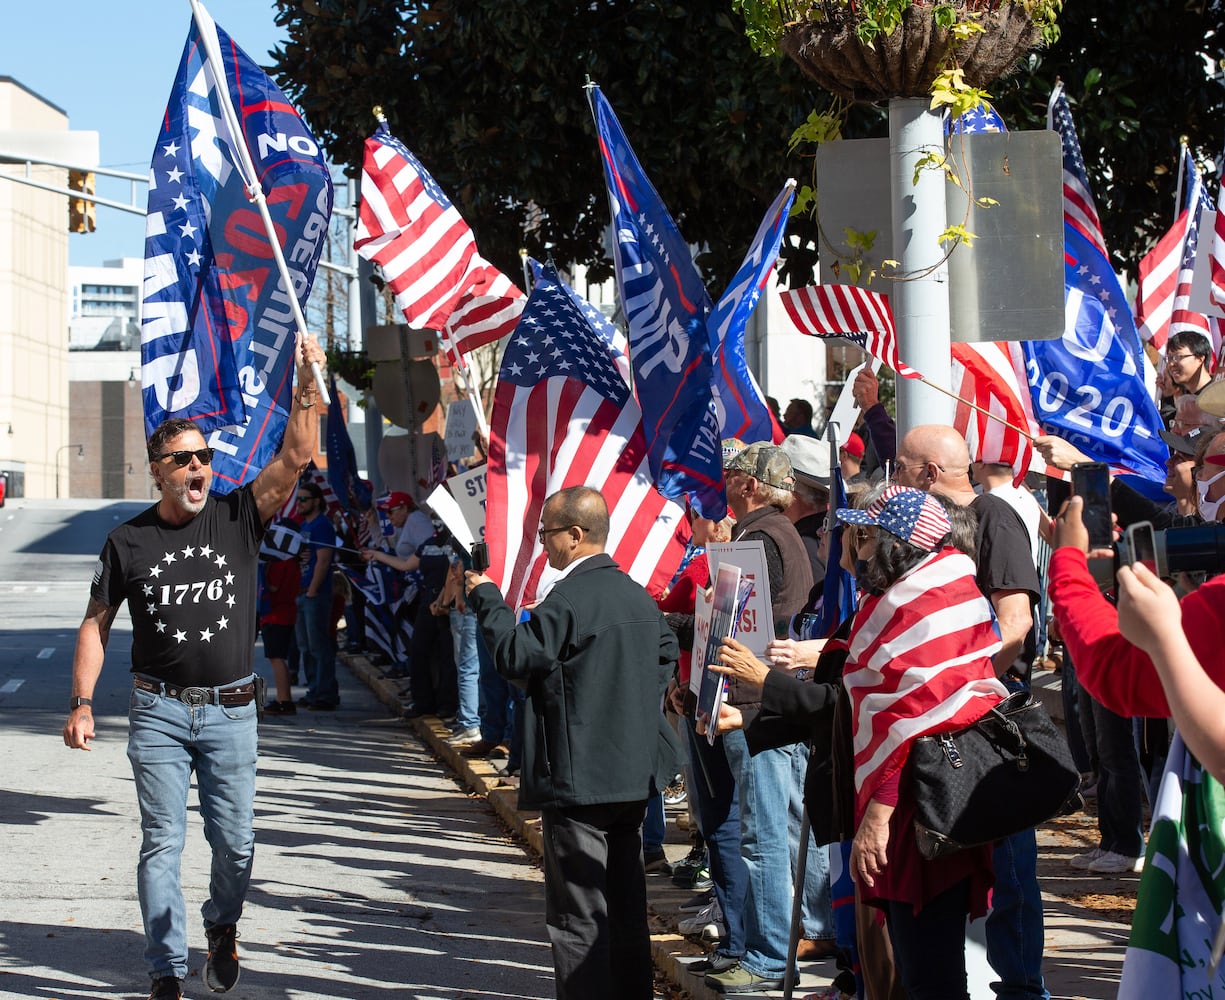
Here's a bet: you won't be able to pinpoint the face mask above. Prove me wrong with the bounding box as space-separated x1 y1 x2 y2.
1197 466 1225 520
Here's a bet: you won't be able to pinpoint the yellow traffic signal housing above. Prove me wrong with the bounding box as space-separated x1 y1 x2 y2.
68 169 96 233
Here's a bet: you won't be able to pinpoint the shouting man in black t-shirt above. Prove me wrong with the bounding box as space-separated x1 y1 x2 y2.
61 337 327 1000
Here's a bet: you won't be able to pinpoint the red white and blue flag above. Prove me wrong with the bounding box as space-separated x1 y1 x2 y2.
590 86 725 521
354 123 525 366
1023 85 1167 483
485 264 686 611
140 5 333 494
708 179 795 445
779 284 921 379
844 548 1007 812
1136 148 1217 353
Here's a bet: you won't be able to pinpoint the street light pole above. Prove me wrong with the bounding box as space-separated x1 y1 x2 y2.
55 444 84 499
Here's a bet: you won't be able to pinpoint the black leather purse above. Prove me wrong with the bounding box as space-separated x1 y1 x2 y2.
908 690 1081 860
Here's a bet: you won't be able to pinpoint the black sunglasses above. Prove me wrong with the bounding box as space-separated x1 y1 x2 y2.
157 448 214 467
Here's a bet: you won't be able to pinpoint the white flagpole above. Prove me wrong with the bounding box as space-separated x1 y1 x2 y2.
186 0 331 405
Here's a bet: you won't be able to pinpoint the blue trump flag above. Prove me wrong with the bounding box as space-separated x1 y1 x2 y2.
590 85 725 520
141 5 333 494
325 374 372 514
708 179 795 445
1023 87 1166 483
813 465 857 638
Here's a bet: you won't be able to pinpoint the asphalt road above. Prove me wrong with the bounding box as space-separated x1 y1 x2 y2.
0 499 555 1000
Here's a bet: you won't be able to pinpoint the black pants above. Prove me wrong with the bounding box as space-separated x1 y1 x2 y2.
885 878 972 1000
540 799 652 1000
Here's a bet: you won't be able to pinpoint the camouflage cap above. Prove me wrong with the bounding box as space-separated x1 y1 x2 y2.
724 441 795 490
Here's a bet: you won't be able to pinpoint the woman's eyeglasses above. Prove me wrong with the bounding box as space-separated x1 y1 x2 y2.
157 448 214 467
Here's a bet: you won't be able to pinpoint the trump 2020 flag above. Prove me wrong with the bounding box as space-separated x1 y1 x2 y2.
141 4 333 494
590 85 725 521
486 264 686 612
325 374 372 515
1024 85 1166 483
708 180 795 446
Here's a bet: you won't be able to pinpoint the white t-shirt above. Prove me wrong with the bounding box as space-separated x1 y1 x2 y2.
395 509 435 560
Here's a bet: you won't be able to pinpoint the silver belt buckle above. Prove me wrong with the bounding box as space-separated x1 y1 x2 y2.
178 686 210 707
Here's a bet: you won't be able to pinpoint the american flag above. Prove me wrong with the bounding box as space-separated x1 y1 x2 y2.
843 548 1008 813
708 179 796 445
1213 149 1225 312
950 341 1055 482
590 85 725 521
1135 148 1215 352
485 265 686 611
354 123 525 366
1047 82 1106 257
779 284 921 379
947 103 1007 135
141 5 332 494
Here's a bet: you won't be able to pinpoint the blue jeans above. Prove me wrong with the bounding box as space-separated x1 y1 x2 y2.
126 681 258 981
643 790 665 853
296 591 337 704
684 719 747 959
476 631 512 744
723 732 834 978
986 830 1049 1000
449 609 481 731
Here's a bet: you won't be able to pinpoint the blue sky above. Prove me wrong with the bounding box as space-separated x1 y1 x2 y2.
2 0 285 267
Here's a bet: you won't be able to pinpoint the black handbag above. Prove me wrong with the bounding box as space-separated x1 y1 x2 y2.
908 690 1081 860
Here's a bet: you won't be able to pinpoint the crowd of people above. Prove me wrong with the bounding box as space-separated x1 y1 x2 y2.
61 327 1225 1000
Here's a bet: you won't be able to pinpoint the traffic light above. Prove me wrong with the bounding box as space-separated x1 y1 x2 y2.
68 169 96 233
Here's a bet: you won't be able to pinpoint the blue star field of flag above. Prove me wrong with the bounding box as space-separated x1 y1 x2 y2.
499 270 630 408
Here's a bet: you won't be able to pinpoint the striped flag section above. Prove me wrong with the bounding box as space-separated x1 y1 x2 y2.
1213 171 1225 310
485 265 686 612
1135 149 1214 352
950 341 1060 482
1047 82 1106 256
843 548 1008 813
354 123 524 365
779 284 921 378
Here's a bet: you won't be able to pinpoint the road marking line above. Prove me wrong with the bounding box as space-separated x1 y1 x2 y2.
0 679 23 694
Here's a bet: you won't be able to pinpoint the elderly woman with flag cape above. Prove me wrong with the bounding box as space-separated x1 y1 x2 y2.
837 486 1009 1000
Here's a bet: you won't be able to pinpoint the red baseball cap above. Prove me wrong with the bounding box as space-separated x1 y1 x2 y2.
376 491 413 510
840 432 865 460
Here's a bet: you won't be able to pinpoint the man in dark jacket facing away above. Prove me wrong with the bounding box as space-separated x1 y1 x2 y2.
466 485 679 1000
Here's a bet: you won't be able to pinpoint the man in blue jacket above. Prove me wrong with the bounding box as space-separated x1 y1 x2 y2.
466 485 679 1000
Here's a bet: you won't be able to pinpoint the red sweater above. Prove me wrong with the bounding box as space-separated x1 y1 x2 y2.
1048 547 1225 717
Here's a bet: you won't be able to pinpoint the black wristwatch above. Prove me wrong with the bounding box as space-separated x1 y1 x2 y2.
69 696 92 710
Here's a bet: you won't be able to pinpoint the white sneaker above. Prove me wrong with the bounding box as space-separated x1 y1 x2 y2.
1086 850 1144 873
1070 847 1106 869
678 898 725 940
446 726 480 745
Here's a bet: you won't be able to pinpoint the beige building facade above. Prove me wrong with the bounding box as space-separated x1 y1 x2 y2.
0 77 71 498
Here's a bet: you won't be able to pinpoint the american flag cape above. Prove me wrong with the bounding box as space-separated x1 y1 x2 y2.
707 180 796 445
140 6 333 494
779 284 922 379
843 548 1007 814
1022 85 1167 484
485 264 686 611
590 85 725 521
1136 148 1217 353
354 123 524 366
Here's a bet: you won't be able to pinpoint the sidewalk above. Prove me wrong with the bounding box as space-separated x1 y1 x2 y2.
340 651 1131 1000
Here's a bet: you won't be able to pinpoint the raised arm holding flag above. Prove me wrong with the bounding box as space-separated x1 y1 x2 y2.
140 0 333 495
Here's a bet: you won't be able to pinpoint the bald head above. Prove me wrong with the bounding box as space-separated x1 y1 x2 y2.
895 425 975 502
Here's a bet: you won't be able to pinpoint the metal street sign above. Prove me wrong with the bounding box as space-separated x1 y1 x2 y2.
816 130 1065 342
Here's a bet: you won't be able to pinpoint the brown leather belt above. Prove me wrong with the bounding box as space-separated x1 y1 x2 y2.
133 675 256 707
